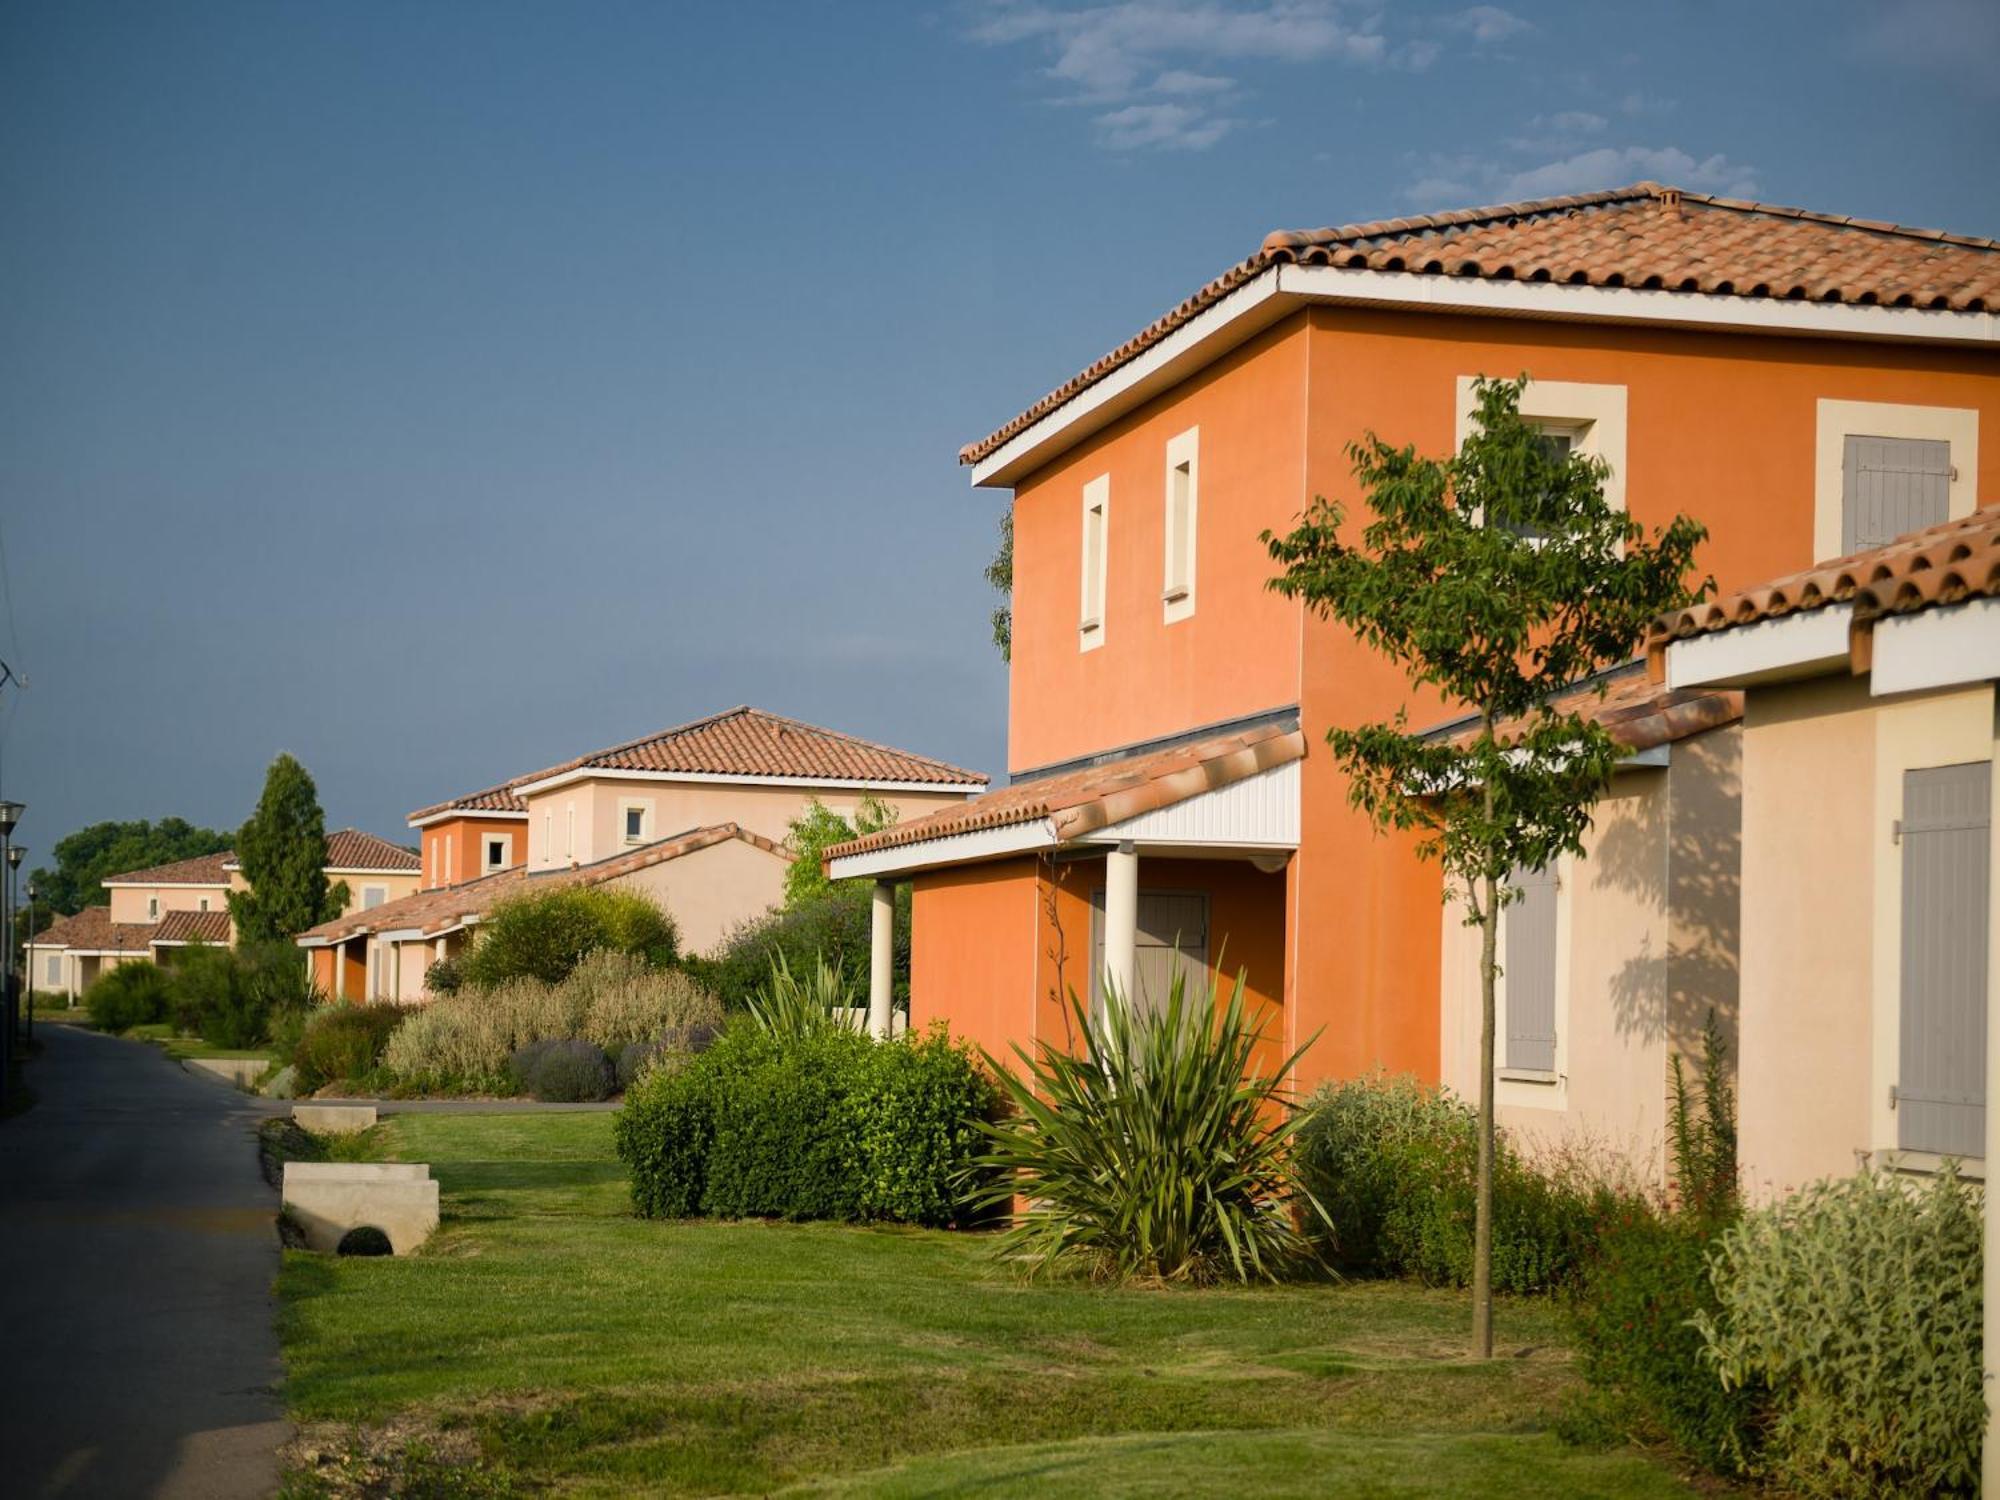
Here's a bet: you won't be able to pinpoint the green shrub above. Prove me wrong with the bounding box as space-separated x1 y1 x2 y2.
746 951 852 1039
382 952 720 1091
1562 1201 1763 1473
1697 1166 1982 1497
1292 1072 1604 1293
460 886 679 990
509 1039 615 1102
692 884 903 1011
293 1003 408 1093
166 944 269 1049
424 954 463 995
616 1017 995 1227
85 960 172 1033
973 973 1320 1284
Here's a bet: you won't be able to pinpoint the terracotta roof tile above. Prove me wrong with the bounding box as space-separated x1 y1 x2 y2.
151 909 233 945
297 822 788 945
515 706 986 789
32 906 156 953
962 183 2000 466
1648 506 2000 657
1429 666 1743 754
321 828 421 872
825 723 1306 864
407 782 530 822
101 852 233 887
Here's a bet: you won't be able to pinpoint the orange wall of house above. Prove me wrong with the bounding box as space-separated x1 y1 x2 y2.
1005 319 1308 774
1287 306 2000 1084
420 817 526 889
909 857 1042 1066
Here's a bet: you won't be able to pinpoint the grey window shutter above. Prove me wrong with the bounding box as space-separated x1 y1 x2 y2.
1898 762 1991 1159
1842 434 1951 553
1090 889 1209 1015
1505 864 1559 1072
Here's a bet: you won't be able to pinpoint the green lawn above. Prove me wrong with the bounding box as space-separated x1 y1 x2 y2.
129 1021 278 1064
277 1112 1698 1497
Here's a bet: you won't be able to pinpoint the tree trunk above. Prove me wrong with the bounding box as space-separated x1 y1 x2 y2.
1473 856 1498 1361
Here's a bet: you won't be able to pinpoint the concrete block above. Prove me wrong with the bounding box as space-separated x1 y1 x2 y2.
282 1163 439 1254
189 1057 266 1089
284 1162 431 1183
293 1104 378 1134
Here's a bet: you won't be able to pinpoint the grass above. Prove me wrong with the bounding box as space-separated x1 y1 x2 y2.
129 1020 281 1063
276 1112 1701 1498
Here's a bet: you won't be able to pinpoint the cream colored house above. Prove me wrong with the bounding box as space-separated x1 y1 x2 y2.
303 706 987 1002
26 831 421 1000
1436 671 1744 1186
1650 505 2000 1197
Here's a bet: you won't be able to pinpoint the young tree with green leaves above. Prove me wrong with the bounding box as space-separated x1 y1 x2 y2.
782 795 898 907
986 508 1013 663
1264 375 1709 1357
227 753 347 945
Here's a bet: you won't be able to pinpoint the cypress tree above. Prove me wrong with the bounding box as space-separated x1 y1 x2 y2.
227 753 348 944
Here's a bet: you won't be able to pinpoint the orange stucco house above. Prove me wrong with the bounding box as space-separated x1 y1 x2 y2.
828 182 2000 1100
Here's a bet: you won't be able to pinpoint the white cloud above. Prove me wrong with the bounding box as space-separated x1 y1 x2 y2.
967 0 1386 149
1440 5 1530 44
1402 140 1760 210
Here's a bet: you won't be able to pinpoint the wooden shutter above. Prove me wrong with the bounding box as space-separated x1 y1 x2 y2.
1504 864 1559 1073
1897 762 1991 1159
1091 890 1209 1015
1842 435 1951 552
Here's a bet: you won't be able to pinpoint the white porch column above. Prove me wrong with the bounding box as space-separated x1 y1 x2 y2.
869 880 895 1041
334 943 347 1002
1103 841 1139 1008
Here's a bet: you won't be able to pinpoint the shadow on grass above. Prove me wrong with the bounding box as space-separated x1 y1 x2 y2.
431 1160 631 1219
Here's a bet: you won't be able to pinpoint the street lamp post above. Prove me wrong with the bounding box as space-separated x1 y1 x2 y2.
0 800 20 1101
11 849 27 1039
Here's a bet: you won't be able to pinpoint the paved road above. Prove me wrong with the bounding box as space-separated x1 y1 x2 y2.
0 1023 289 1499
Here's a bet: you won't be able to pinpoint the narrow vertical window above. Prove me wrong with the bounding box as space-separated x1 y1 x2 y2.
1503 862 1559 1077
1162 427 1198 622
542 812 552 865
565 805 575 861
1079 474 1109 651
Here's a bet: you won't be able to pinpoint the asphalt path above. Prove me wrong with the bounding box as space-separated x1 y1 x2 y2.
0 1022 288 1499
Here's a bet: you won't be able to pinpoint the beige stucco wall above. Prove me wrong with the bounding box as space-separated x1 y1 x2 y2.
521 777 976 872
106 883 227 925
604 834 789 956
1441 726 1743 1187
331 871 423 919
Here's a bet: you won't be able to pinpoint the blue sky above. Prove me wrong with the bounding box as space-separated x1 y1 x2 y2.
1 0 1994 854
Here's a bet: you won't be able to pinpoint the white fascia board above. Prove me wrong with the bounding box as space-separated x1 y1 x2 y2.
376 927 425 943
325 866 421 877
100 880 230 890
1621 744 1672 770
967 264 1997 491
970 270 1293 488
408 808 530 829
1666 605 1855 689
510 766 987 799
295 936 332 948
826 819 1058 881
1872 597 2000 696
1076 760 1302 849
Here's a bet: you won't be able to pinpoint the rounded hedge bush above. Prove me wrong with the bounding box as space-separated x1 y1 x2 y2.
85 960 172 1034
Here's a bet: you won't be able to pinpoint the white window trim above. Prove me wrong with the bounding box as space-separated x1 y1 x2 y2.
1079 473 1110 651
483 832 511 873
620 799 654 846
147 896 159 920
1162 427 1198 624
1495 855 1571 1113
565 803 576 862
542 810 552 867
1454 377 1628 529
1813 399 1977 562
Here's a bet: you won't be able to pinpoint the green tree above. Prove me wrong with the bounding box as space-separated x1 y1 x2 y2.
227 754 347 944
985 507 1013 662
28 817 233 917
1264 375 1708 1356
782 795 898 907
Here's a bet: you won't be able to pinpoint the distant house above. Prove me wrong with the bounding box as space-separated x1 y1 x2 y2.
300 706 988 1002
27 830 422 1000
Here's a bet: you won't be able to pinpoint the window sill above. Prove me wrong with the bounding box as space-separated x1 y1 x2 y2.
1498 1068 1559 1085
1161 586 1189 604
1860 1147 1984 1181
1078 618 1101 634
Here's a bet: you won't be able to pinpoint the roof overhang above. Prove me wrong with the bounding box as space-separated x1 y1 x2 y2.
1666 595 2000 698
828 759 1300 881
407 807 530 829
100 880 228 890
510 765 987 799
969 264 2000 490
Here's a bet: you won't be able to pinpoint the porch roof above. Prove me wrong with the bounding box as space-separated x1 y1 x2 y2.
825 723 1306 880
